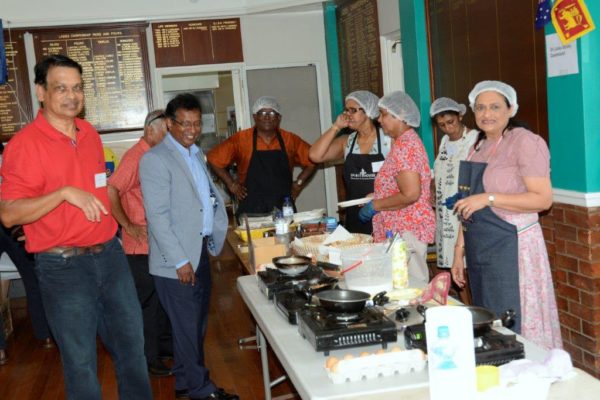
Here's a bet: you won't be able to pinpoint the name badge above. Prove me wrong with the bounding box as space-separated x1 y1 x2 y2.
372 160 384 173
95 172 107 188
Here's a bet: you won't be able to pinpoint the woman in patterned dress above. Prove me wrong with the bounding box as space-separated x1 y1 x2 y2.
451 80 562 349
431 98 478 304
359 91 435 285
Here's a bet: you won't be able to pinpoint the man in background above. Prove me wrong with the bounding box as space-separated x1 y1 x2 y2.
140 94 237 400
108 109 172 377
0 54 151 399
207 96 315 217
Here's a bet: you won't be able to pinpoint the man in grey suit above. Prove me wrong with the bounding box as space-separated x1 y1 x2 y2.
139 94 238 400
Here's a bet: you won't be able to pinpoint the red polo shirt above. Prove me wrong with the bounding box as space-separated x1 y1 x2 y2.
0 111 117 253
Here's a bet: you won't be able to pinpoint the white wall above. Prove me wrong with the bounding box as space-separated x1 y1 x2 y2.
1 0 323 27
377 0 400 36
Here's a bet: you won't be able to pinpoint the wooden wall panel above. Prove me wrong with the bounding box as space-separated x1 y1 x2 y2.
428 0 549 150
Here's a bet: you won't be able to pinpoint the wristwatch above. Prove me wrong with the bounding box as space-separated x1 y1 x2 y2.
295 179 303 186
488 194 495 207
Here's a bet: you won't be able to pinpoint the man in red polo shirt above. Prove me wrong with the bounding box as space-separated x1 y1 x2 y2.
108 109 172 377
0 54 151 399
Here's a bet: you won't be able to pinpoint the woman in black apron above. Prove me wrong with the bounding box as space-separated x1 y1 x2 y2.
309 91 390 234
450 81 562 349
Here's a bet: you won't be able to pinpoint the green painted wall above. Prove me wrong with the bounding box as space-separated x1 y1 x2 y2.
546 1 600 192
322 2 344 121
399 0 434 162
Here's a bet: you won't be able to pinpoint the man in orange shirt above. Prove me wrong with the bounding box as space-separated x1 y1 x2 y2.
207 96 315 217
108 109 172 377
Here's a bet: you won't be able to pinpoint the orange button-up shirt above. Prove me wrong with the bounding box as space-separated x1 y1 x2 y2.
207 127 314 185
108 138 150 254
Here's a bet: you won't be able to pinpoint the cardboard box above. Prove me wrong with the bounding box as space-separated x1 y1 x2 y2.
251 236 288 271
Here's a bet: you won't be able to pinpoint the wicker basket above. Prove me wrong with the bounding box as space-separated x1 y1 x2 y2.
292 233 373 261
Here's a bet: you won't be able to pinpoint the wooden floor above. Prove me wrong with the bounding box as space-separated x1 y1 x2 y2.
0 243 297 399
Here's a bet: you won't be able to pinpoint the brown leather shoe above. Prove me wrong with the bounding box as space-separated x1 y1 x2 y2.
0 349 8 366
42 338 55 349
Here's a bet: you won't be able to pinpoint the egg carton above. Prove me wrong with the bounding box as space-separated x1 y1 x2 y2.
325 348 427 384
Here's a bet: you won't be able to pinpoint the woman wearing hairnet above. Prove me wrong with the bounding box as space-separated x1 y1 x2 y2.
309 91 391 233
430 98 478 302
451 80 562 349
358 91 435 284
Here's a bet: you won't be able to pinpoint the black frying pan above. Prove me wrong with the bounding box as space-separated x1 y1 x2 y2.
314 289 371 313
418 305 515 336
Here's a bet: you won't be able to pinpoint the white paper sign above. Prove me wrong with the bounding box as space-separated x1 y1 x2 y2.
94 172 107 188
546 33 579 78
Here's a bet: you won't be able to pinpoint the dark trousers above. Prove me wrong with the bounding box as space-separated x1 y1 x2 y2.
154 244 216 398
126 254 172 362
35 237 151 400
0 226 50 340
0 315 5 348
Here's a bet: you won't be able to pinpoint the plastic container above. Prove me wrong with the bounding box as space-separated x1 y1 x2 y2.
324 217 338 233
282 197 294 224
274 212 291 255
390 235 409 289
341 244 392 295
426 306 477 400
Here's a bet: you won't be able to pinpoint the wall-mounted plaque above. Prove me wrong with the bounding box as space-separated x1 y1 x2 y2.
32 24 153 133
0 29 33 142
336 0 383 97
152 18 243 67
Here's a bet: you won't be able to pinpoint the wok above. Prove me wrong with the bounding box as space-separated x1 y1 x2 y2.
272 255 311 276
468 306 515 336
417 305 516 336
314 289 371 313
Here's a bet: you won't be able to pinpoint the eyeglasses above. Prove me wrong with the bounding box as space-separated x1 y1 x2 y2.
343 107 365 115
255 110 280 118
171 118 202 130
146 113 165 127
473 104 505 114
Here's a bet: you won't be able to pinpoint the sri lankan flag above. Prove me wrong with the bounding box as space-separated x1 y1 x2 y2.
552 0 595 44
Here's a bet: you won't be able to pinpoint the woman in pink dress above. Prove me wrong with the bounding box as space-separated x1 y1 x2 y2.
451 80 562 349
358 91 435 284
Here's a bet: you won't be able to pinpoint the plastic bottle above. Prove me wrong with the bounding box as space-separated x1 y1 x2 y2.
390 232 409 289
274 211 290 255
282 197 294 224
325 217 338 233
426 306 476 400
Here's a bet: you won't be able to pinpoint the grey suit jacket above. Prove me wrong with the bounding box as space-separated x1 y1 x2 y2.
139 136 228 279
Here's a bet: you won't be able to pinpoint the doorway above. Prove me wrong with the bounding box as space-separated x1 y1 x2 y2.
246 65 327 214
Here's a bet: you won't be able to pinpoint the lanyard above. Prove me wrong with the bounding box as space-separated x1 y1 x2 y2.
466 134 503 162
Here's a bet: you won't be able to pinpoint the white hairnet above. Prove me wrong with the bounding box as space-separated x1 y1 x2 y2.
429 97 467 117
345 90 380 119
378 91 421 127
252 96 281 114
468 80 518 117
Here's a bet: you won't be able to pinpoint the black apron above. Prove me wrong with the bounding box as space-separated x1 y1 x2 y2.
458 160 522 332
342 130 385 234
236 129 293 217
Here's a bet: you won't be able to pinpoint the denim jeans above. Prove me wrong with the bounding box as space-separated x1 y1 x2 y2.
1 225 50 340
35 237 152 400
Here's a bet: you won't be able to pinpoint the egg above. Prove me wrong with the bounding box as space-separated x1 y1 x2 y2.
375 349 386 355
343 353 355 360
325 356 339 370
391 347 402 352
359 351 370 357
